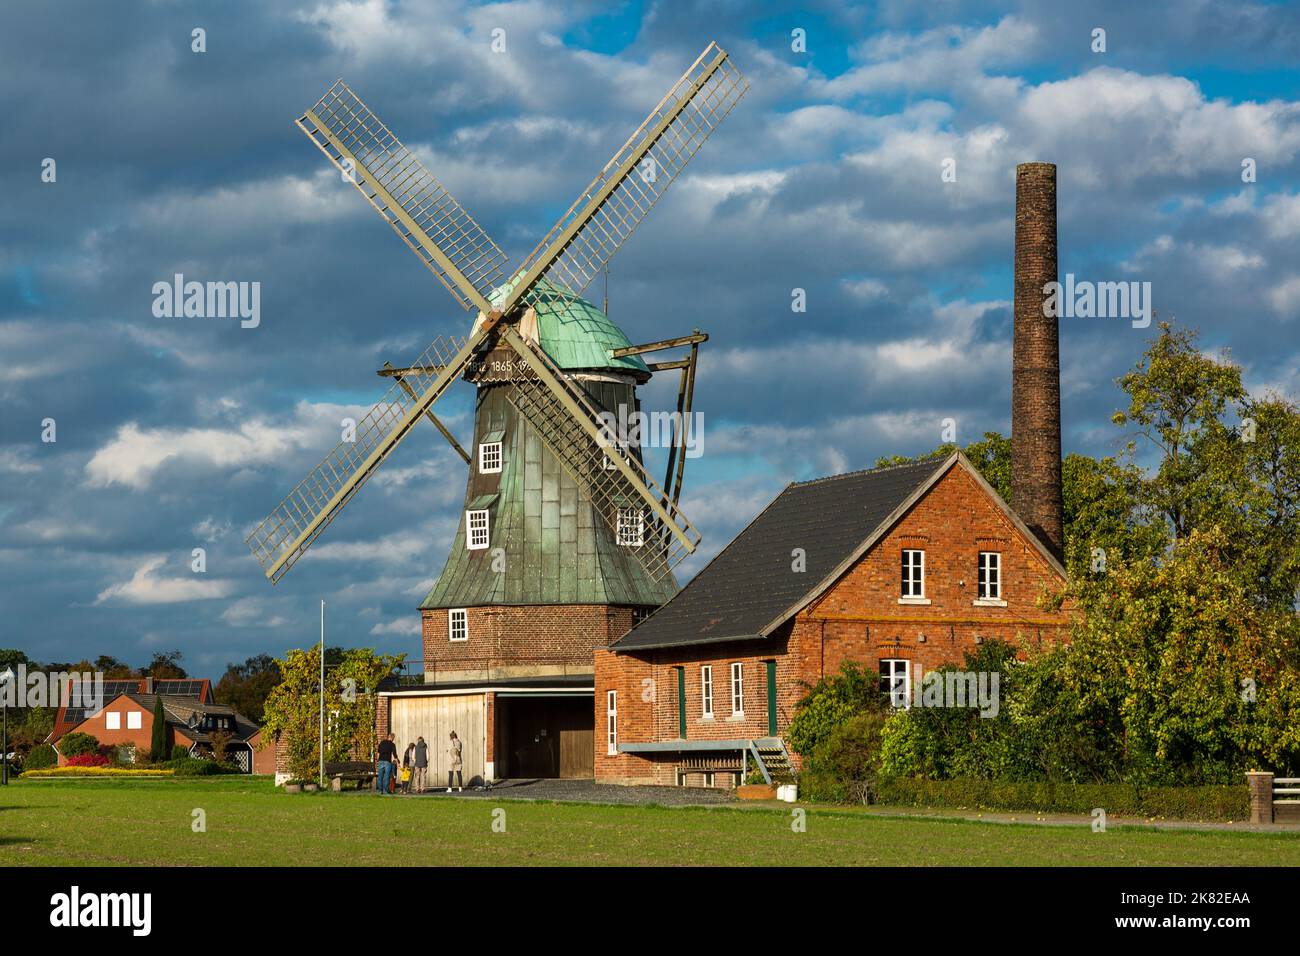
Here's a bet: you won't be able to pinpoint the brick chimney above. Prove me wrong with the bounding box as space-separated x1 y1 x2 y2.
1011 162 1064 560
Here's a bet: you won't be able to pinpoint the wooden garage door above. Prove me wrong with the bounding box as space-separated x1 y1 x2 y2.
389 694 485 786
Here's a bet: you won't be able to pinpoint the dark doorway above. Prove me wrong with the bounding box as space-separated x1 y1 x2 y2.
500 696 594 778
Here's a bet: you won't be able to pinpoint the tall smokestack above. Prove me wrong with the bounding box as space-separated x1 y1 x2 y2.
1012 162 1064 560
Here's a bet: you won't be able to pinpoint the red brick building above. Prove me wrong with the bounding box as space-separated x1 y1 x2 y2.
593 452 1072 786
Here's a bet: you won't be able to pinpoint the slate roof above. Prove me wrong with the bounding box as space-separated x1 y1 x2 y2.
611 457 951 652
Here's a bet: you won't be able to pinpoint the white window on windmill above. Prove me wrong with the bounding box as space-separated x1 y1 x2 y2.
465 509 490 550
603 438 630 471
701 665 714 718
478 428 504 475
448 608 468 642
478 441 502 474
617 506 645 547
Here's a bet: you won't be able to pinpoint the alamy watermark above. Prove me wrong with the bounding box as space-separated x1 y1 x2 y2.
596 403 704 459
888 664 1000 717
1042 273 1151 329
151 273 260 329
0 665 103 712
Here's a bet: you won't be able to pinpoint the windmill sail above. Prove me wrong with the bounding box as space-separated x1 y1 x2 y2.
246 334 476 582
298 80 508 314
497 325 700 577
502 42 748 313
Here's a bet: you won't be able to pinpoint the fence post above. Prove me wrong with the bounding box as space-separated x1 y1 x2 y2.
1246 771 1274 824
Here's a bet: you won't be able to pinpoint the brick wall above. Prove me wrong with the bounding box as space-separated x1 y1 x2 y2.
420 603 639 681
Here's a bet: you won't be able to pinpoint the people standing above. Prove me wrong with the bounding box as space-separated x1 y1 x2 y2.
413 736 428 793
446 730 463 792
376 732 397 795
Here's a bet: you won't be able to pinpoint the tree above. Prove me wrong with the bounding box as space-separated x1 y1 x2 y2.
151 696 167 760
143 650 187 679
214 654 281 724
1112 321 1245 542
258 646 405 782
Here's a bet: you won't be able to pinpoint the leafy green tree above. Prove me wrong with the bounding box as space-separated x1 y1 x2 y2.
258 646 404 781
1112 322 1246 542
214 654 281 724
143 650 187 679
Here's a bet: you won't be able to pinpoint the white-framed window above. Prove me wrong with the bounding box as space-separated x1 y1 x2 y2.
127 711 142 730
880 659 911 709
617 507 644 547
606 690 618 755
701 665 714 718
478 441 502 474
448 608 468 642
978 551 1002 600
465 509 490 550
730 662 744 716
901 549 925 598
105 711 121 730
603 439 628 471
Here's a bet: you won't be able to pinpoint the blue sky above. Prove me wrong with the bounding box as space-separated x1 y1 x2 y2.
2 0 1299 676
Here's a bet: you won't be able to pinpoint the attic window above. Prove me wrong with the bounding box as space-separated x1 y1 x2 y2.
479 441 502 474
617 507 644 547
978 551 1002 600
466 509 490 550
127 711 142 730
901 549 925 599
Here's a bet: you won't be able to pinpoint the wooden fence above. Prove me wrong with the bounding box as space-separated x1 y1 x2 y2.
1246 771 1300 824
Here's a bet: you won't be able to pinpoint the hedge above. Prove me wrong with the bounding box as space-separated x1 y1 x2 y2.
21 767 175 778
859 777 1250 822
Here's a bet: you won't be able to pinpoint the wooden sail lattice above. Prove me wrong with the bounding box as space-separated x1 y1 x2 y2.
298 81 508 313
246 334 471 582
497 329 699 581
509 42 748 309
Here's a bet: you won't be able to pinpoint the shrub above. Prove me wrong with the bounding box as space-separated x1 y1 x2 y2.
164 756 239 776
24 743 57 770
58 732 100 758
22 766 173 778
65 753 110 767
869 777 1249 822
170 744 192 760
786 661 887 758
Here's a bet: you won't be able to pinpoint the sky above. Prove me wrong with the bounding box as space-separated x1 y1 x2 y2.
2 0 1298 676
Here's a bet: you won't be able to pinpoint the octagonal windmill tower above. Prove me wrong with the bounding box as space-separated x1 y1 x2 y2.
247 43 747 782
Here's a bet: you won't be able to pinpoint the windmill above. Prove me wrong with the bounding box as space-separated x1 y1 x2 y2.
246 42 748 595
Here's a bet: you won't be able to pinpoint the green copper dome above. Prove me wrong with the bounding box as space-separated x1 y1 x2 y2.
488 277 650 379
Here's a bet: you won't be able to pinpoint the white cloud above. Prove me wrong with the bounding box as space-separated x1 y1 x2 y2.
370 617 421 637
95 555 235 605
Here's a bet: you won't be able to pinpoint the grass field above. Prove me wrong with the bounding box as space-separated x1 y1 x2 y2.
3 777 1298 866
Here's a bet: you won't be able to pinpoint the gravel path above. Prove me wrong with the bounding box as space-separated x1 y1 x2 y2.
407 777 737 807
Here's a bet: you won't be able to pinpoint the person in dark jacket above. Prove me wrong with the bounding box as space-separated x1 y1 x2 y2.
412 737 429 794
376 733 397 795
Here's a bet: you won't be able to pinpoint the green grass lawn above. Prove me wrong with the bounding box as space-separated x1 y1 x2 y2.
2 777 1298 866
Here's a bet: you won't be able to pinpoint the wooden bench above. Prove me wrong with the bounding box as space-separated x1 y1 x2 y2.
326 760 377 792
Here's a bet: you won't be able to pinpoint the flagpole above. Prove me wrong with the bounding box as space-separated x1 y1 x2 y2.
319 599 325 788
